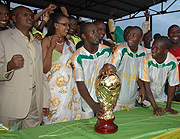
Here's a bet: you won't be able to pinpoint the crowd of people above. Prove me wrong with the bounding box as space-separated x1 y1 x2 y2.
0 2 179 130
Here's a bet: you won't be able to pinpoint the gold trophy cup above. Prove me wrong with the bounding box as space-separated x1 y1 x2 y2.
94 73 121 134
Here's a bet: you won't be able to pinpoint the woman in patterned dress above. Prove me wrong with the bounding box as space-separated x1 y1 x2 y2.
41 12 82 125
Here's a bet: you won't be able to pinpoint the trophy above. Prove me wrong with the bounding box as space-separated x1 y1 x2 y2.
94 73 121 134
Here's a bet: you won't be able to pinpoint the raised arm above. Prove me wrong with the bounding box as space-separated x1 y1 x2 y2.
142 9 150 34
41 35 62 73
108 8 116 41
36 9 53 32
144 9 150 21
34 4 57 21
61 6 69 17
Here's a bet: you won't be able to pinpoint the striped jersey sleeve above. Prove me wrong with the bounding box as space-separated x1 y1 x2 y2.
110 43 126 68
139 55 151 82
167 53 179 86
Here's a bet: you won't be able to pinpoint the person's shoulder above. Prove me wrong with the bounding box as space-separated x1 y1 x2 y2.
138 45 148 53
100 43 110 49
168 52 178 62
115 42 128 52
119 42 127 48
99 44 111 56
71 47 85 63
72 47 84 57
143 54 153 63
42 36 50 42
76 40 84 50
0 28 12 35
0 29 14 41
41 36 50 46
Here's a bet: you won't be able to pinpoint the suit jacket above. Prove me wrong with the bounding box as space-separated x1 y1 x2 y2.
0 28 50 121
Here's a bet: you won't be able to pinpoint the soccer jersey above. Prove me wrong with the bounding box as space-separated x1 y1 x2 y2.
169 47 180 81
139 52 179 102
71 44 111 118
110 42 147 108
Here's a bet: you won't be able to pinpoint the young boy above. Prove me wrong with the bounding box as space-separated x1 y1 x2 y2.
102 26 147 111
71 23 113 119
139 36 179 116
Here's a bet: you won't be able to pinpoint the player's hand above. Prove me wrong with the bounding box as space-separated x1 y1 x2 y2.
49 35 62 50
138 87 145 104
47 4 57 11
99 63 116 75
92 102 105 117
153 107 166 116
7 54 24 71
45 10 53 18
144 9 150 19
165 108 178 115
33 33 42 41
44 4 56 20
43 108 49 116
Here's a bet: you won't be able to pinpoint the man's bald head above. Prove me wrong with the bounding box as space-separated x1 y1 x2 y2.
11 6 34 30
12 6 32 16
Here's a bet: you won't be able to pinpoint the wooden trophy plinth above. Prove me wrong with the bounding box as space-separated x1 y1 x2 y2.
94 117 118 134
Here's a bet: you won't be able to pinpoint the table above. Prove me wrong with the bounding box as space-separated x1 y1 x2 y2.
0 102 180 139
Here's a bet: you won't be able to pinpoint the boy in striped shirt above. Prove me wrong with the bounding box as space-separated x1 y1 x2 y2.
139 36 179 116
71 23 113 119
101 26 147 111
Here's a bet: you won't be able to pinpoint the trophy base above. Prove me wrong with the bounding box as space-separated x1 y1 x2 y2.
94 117 118 134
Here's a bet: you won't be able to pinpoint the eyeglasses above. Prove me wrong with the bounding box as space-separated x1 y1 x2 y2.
57 23 69 27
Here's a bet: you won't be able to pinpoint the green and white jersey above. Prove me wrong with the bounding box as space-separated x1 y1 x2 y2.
110 42 147 107
139 52 179 102
72 44 112 114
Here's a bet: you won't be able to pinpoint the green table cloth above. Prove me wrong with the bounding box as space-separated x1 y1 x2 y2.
0 102 180 139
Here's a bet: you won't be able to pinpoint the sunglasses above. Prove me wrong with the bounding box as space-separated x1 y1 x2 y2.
57 23 69 27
